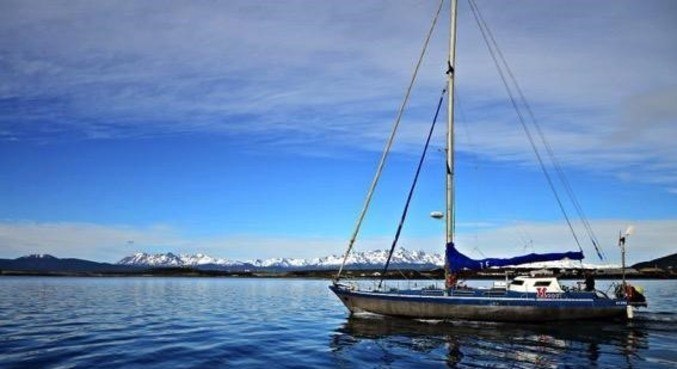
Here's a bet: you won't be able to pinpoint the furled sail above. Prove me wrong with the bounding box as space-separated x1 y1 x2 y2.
445 242 584 272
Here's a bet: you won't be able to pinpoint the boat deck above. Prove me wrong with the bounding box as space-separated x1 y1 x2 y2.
380 286 608 300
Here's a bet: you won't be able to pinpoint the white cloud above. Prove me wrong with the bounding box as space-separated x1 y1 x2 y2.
0 0 675 189
455 219 677 266
0 220 348 262
0 219 673 265
0 221 184 262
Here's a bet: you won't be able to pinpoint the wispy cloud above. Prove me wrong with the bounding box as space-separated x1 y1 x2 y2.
0 1 432 141
455 219 677 266
0 219 673 265
0 221 184 262
0 1 675 188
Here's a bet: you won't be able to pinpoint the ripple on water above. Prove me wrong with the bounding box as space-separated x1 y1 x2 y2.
0 277 675 369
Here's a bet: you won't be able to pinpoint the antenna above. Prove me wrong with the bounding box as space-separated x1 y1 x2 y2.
619 225 635 291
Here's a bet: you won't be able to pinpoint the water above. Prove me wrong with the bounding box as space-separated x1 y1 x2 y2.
0 277 674 369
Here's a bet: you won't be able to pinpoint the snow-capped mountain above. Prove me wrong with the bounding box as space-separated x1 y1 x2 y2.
18 254 58 260
177 253 245 267
116 248 444 270
118 252 245 267
118 252 183 266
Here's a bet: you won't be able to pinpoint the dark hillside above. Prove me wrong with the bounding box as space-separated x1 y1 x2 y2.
632 253 676 270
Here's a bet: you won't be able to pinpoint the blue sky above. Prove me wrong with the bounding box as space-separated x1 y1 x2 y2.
1 0 675 264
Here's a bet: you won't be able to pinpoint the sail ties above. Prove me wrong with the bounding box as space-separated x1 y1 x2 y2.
334 0 445 282
446 242 584 272
446 61 455 76
378 87 446 289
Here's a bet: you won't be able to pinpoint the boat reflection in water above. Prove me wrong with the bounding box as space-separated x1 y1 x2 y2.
329 313 670 368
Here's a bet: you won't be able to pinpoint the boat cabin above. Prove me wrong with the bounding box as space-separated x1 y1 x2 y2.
507 276 564 294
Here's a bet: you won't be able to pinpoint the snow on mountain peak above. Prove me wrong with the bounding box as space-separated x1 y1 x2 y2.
116 248 444 269
118 252 183 266
20 254 58 260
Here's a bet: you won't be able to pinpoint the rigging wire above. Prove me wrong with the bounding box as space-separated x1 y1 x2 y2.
334 0 446 282
378 87 446 289
468 0 605 261
456 89 489 258
467 0 584 253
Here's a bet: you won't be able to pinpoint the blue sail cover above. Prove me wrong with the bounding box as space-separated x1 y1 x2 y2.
445 242 584 272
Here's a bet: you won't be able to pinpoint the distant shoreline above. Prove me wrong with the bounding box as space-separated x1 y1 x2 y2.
2 268 675 280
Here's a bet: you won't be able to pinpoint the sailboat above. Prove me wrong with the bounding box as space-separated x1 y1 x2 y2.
330 0 646 322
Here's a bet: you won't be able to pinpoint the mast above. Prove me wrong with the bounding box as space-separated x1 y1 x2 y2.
446 0 458 247
444 0 458 286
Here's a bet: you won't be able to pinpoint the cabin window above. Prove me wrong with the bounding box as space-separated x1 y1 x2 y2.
534 281 551 287
510 280 524 286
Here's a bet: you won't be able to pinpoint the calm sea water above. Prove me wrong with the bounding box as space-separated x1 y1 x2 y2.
0 277 675 369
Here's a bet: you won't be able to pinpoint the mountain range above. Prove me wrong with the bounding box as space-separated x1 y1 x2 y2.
632 253 677 270
0 254 140 273
1 249 674 274
117 248 444 271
